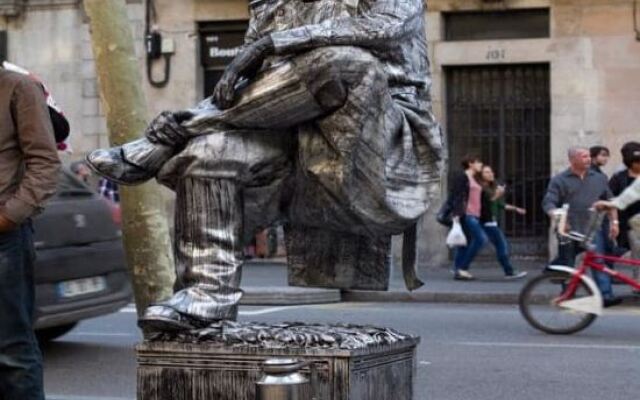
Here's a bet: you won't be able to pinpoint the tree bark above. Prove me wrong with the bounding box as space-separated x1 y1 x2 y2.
84 0 175 318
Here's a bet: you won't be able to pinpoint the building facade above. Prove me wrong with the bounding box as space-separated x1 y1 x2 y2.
428 0 640 261
1 0 639 263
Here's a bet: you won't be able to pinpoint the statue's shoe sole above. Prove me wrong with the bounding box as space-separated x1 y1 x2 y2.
138 316 195 332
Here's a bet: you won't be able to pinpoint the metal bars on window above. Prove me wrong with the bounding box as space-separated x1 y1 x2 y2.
446 64 551 256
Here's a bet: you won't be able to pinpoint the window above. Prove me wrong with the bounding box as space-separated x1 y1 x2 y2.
444 9 550 41
0 0 23 17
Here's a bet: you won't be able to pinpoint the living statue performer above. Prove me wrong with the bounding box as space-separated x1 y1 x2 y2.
87 0 443 332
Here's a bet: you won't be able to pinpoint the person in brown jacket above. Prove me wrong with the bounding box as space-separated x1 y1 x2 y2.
0 66 61 400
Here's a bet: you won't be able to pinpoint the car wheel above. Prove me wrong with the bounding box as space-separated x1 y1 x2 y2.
36 322 78 343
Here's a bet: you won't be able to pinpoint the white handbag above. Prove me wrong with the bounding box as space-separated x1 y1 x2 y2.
446 217 468 248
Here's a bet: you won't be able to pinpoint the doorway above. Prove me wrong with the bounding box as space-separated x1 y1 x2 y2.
198 21 248 98
446 64 551 257
0 31 6 62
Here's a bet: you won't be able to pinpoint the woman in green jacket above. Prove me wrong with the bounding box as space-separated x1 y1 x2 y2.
479 165 528 279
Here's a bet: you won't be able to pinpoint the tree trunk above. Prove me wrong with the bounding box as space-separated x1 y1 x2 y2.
84 0 175 318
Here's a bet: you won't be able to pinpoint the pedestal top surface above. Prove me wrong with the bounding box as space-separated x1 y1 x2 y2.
139 321 419 356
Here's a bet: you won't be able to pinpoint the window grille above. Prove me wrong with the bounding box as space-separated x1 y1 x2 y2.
446 64 551 256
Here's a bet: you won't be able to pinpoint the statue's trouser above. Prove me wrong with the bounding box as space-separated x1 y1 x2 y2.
157 130 293 320
166 178 243 320
145 46 434 321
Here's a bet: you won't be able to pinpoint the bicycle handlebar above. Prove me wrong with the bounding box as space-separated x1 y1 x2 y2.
552 205 606 247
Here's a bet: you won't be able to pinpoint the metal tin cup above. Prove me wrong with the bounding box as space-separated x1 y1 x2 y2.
256 358 312 400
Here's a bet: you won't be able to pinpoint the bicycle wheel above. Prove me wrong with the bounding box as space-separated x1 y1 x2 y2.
519 271 598 335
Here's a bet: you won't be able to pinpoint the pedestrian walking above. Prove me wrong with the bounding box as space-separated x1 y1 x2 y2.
478 166 528 279
606 142 640 283
0 65 61 399
450 154 486 280
70 160 92 185
590 145 610 175
98 177 120 204
607 142 640 252
588 145 620 273
542 146 621 307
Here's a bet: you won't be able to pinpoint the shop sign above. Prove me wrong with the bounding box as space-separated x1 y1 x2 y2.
200 29 246 69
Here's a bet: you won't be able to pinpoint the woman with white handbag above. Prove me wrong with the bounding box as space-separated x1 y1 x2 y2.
447 155 487 280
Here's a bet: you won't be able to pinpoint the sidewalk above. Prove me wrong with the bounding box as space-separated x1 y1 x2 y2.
241 258 640 306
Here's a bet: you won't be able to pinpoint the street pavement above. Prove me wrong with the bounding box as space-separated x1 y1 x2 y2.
42 260 640 399
43 302 640 400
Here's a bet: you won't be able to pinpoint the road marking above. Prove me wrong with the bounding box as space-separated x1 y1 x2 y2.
458 341 640 351
119 304 319 316
419 361 432 366
47 396 134 400
239 305 313 316
120 305 137 313
604 307 640 316
67 332 137 338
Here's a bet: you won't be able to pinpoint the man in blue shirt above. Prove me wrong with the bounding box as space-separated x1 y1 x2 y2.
542 146 621 307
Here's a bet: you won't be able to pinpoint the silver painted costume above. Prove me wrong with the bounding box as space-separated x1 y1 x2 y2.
89 0 442 327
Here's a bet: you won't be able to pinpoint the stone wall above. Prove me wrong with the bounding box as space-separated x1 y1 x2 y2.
424 0 640 265
428 0 640 173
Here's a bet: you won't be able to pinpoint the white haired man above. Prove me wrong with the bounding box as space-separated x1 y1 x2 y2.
542 146 621 307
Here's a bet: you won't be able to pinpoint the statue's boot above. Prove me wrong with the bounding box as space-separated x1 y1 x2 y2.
138 305 203 332
85 137 174 185
139 178 243 333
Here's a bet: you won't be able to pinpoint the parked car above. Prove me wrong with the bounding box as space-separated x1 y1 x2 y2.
32 168 132 341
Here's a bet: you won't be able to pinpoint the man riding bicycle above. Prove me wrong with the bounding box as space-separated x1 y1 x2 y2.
542 146 620 307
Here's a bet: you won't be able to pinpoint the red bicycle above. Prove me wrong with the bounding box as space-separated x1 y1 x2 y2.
519 207 640 334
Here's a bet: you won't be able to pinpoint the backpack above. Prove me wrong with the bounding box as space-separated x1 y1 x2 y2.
48 106 70 144
2 61 70 147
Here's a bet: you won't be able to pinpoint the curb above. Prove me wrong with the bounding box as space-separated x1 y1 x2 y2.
342 290 520 304
241 286 341 306
342 290 640 305
47 396 134 400
240 287 523 306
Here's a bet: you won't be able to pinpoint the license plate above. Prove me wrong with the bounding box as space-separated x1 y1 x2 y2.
58 276 107 298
